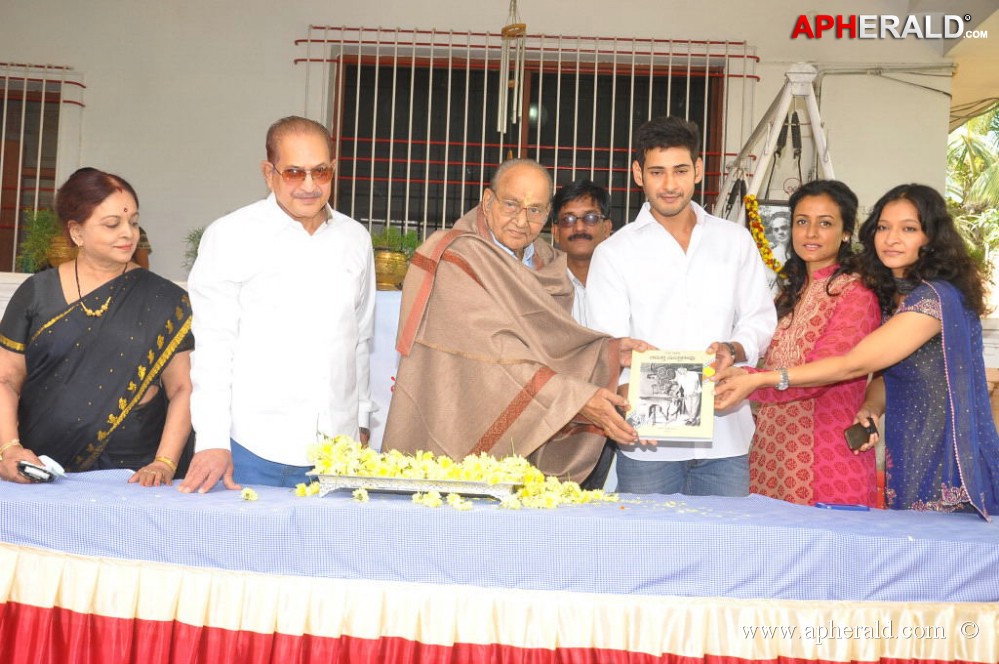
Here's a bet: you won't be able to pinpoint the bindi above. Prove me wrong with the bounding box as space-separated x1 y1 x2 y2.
124 207 129 213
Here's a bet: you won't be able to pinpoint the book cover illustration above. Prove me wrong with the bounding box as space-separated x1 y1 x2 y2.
624 350 714 442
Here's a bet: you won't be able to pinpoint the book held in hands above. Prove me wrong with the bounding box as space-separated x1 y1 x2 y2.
625 350 714 442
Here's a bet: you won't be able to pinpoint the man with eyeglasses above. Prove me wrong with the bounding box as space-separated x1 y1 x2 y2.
550 178 616 488
550 179 614 328
181 116 375 493
383 159 650 483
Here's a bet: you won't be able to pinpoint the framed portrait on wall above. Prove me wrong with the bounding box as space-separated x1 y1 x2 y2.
756 200 791 292
757 200 792 260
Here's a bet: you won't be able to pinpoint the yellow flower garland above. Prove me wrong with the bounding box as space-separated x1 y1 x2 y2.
297 434 619 510
744 194 783 275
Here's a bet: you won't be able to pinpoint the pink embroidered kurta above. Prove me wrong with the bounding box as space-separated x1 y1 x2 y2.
749 266 881 505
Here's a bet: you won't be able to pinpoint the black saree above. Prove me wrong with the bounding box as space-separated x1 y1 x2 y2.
0 268 194 472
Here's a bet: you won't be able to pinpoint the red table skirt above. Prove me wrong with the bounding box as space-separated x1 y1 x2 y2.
1 544 995 664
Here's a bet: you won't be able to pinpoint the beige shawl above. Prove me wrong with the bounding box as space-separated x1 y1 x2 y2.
382 205 621 482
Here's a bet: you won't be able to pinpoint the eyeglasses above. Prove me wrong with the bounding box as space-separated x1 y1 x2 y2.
269 163 335 184
490 191 549 223
555 212 606 228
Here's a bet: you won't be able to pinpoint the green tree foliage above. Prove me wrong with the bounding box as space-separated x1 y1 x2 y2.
947 105 999 275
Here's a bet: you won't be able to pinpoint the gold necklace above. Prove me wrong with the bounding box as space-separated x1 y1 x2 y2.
75 259 128 318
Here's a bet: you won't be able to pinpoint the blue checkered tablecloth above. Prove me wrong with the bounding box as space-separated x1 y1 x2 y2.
1 470 996 602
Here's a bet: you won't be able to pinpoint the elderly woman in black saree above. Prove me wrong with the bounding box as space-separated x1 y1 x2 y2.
0 168 193 486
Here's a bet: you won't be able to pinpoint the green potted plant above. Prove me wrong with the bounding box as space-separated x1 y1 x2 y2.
183 226 206 272
16 207 73 272
370 226 420 290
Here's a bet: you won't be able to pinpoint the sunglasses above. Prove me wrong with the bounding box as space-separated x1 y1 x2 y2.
269 163 335 184
555 212 606 228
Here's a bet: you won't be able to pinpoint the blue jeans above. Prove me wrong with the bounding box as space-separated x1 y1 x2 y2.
231 439 313 488
615 452 749 496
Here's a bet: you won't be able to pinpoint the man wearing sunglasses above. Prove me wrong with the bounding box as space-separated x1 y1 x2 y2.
383 159 650 483
181 116 375 493
764 209 791 292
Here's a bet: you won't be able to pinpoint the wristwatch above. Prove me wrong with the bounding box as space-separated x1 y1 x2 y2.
775 368 790 391
722 341 738 361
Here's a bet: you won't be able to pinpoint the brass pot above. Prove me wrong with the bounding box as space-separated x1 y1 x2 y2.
373 248 409 290
46 235 78 267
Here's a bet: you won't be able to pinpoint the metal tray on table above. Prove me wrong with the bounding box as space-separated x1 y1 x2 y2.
312 474 520 500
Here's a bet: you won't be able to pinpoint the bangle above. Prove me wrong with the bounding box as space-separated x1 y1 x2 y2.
775 368 790 391
0 439 21 461
154 455 178 472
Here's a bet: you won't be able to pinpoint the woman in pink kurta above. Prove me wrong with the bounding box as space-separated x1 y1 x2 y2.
748 181 881 506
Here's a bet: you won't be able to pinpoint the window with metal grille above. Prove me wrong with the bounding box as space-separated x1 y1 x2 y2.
0 63 84 271
297 28 757 236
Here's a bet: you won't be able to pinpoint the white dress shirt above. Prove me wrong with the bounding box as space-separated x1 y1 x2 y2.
188 194 376 466
567 269 587 326
586 201 776 461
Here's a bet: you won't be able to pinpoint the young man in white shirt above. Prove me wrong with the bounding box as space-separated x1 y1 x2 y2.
586 116 776 496
180 116 376 492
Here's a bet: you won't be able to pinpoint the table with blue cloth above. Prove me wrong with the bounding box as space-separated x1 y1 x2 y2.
1 470 996 663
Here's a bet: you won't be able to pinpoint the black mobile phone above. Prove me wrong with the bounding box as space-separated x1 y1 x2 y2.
17 460 54 483
844 421 877 451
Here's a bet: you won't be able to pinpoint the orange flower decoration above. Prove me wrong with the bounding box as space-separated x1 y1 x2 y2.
744 194 783 275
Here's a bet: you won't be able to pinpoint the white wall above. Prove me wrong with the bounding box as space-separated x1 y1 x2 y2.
1 0 957 278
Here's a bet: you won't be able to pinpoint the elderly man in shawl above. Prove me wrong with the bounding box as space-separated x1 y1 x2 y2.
383 159 649 482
